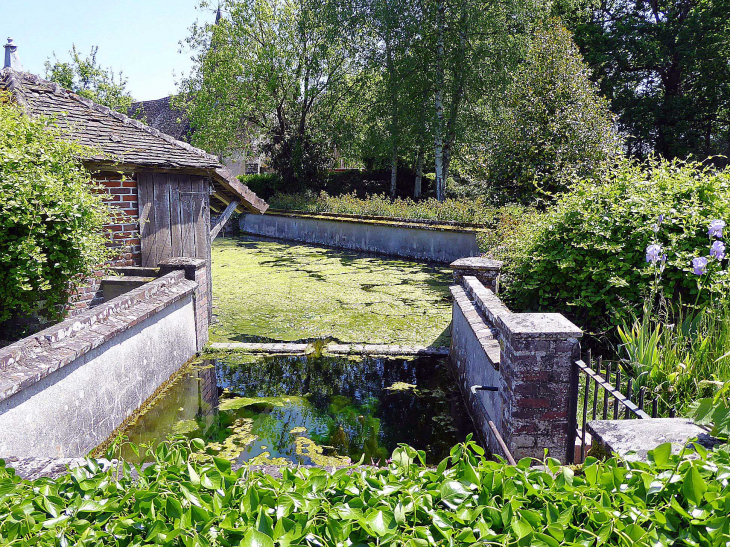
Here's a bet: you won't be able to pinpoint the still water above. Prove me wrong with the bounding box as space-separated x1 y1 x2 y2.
114 352 474 466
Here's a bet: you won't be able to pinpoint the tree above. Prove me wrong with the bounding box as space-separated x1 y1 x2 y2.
178 0 366 189
44 45 134 113
563 0 730 164
0 99 110 329
472 22 621 199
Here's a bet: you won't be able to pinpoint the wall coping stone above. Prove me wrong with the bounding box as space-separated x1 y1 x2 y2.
462 276 582 340
588 418 719 462
450 257 503 271
0 273 197 404
258 210 488 234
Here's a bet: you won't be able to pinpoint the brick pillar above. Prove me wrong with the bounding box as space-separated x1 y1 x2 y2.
500 314 582 462
450 257 503 293
158 257 209 351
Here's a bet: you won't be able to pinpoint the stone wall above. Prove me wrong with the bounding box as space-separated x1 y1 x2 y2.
240 212 482 263
449 265 582 463
0 270 204 459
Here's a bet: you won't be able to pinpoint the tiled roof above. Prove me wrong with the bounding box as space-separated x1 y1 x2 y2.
0 68 268 213
128 96 191 143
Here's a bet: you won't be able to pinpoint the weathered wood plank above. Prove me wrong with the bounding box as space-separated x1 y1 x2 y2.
137 172 156 267
169 173 184 257
210 200 239 240
152 172 173 263
179 175 195 257
192 176 209 260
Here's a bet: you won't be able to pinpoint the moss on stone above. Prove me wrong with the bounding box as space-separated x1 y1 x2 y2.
210 237 453 346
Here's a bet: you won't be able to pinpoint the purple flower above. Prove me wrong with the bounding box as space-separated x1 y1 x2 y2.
692 257 708 275
711 240 726 260
708 219 726 238
646 244 663 264
651 214 665 233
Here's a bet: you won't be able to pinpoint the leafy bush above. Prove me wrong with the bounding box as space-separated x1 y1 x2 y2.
470 22 621 200
501 158 730 333
1 437 729 546
268 191 507 226
0 100 110 325
238 173 284 200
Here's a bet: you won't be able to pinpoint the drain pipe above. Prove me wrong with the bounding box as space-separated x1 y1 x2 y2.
470 384 517 465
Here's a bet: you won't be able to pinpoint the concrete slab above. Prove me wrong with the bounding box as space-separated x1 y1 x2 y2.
588 418 719 461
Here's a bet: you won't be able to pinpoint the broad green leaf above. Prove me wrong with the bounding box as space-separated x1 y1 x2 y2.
683 466 707 505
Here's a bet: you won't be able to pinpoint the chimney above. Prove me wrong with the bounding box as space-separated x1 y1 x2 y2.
3 38 23 70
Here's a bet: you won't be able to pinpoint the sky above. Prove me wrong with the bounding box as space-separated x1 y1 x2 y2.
3 0 216 101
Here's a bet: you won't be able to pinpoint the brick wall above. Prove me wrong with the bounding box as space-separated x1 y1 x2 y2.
66 172 142 315
450 268 582 463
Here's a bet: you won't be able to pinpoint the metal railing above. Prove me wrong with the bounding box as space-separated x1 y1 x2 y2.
567 351 676 463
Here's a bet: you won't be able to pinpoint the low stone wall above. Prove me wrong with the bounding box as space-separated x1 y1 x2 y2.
240 211 482 263
449 261 582 463
0 258 209 459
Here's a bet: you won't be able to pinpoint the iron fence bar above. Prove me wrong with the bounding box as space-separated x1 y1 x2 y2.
638 387 646 412
575 360 651 420
488 420 517 466
602 361 610 420
652 398 659 418
625 380 633 419
581 372 590 462
613 367 621 419
566 360 580 465
591 355 600 421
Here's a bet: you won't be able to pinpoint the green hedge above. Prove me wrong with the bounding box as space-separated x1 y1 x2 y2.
1 437 729 545
268 191 515 226
501 159 730 333
0 100 110 326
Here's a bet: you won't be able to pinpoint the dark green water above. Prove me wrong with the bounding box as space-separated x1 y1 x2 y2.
115 352 474 466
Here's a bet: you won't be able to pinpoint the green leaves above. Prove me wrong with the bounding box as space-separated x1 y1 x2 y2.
682 465 708 505
0 102 112 326
1 438 730 546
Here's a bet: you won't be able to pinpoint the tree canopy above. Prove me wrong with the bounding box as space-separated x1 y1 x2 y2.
44 45 134 113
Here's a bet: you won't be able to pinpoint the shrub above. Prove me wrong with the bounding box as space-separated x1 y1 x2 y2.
0 100 110 325
501 158 730 333
268 191 505 226
1 437 729 546
238 173 284 200
471 22 621 200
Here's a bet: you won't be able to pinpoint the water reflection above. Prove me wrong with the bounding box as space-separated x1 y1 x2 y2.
116 353 474 466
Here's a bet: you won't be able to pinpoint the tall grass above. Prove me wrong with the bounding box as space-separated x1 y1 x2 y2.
617 301 730 413
268 191 510 226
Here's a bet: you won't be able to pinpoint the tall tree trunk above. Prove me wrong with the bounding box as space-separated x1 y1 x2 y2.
387 37 398 198
434 0 446 202
441 0 468 195
414 145 424 198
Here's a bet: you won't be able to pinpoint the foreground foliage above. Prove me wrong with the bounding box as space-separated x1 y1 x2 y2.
1 437 730 546
0 100 110 326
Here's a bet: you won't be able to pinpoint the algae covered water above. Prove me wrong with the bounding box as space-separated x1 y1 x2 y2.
210 236 453 346
115 352 474 466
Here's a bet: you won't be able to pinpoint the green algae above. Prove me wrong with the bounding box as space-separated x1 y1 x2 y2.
210 236 453 346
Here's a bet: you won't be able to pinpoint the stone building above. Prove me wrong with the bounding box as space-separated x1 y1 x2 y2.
0 66 268 314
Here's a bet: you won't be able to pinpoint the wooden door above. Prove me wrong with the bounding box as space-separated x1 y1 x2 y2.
138 172 211 267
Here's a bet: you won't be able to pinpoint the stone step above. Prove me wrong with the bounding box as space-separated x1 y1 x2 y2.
209 342 450 357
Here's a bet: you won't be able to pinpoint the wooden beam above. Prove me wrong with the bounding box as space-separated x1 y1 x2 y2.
210 200 239 240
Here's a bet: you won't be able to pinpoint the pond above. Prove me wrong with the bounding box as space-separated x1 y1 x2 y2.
210 236 453 346
112 352 474 466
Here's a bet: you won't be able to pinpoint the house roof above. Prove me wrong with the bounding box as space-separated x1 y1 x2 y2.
128 96 191 143
0 68 267 214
